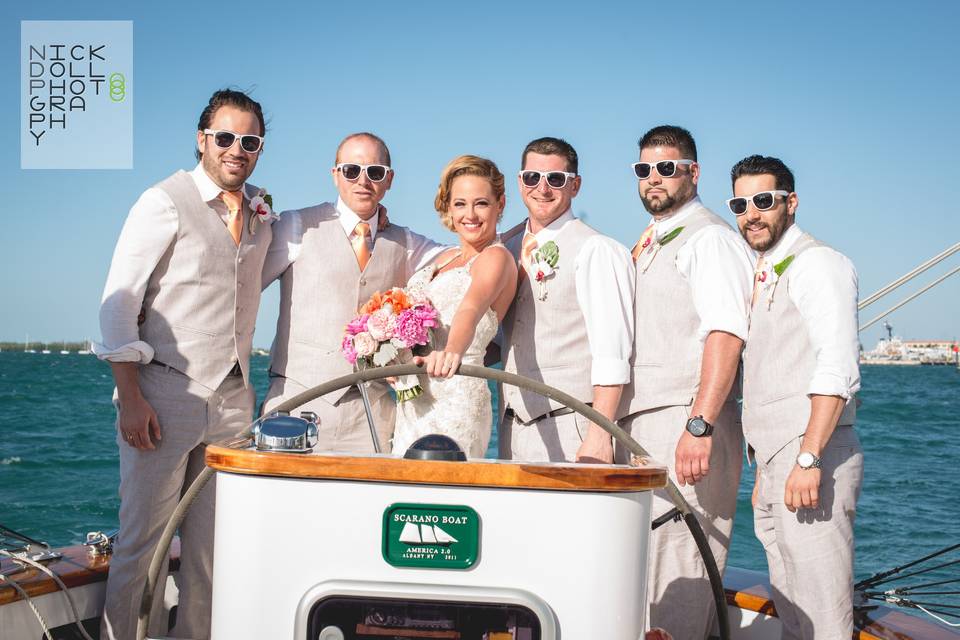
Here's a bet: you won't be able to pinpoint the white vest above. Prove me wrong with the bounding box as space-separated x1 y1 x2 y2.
268 204 414 403
501 219 597 423
619 203 736 417
140 170 271 389
741 231 857 464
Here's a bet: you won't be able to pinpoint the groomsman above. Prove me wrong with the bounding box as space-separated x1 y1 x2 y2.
262 132 442 451
617 125 753 638
94 89 273 639
732 155 862 639
500 136 635 463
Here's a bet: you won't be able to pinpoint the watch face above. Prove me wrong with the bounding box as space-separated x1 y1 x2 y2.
687 417 708 437
797 452 815 468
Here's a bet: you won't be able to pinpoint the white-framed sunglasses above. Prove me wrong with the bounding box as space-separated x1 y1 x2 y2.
518 170 577 189
726 190 790 215
336 163 392 183
203 129 264 153
631 159 694 179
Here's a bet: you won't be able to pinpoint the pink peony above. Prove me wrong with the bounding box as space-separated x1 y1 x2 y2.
345 313 370 336
353 332 377 357
413 304 440 329
341 334 358 365
367 308 396 341
394 308 430 347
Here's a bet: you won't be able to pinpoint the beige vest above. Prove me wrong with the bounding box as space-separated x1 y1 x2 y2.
140 170 270 389
268 204 413 403
501 219 597 423
619 203 736 417
741 231 857 464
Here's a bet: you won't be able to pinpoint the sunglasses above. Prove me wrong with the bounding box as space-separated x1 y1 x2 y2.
203 129 264 153
519 170 577 189
336 163 392 183
726 190 790 215
631 159 694 180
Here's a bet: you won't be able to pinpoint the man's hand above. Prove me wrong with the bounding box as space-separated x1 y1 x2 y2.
118 392 161 450
377 204 390 231
784 464 821 512
576 428 613 464
675 430 712 486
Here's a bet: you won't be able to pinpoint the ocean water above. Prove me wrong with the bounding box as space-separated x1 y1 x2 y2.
1 352 958 614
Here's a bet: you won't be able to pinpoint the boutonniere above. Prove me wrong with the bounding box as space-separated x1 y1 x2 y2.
764 254 796 308
639 226 685 273
248 189 278 234
530 240 559 301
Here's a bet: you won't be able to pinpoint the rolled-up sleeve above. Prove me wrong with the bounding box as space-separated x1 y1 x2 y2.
789 248 861 399
93 188 177 363
262 208 301 289
405 227 448 271
574 236 636 385
678 226 753 342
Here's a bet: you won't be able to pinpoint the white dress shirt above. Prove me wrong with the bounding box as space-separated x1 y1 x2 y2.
94 164 242 363
757 223 861 399
525 210 636 386
640 196 754 342
262 197 445 287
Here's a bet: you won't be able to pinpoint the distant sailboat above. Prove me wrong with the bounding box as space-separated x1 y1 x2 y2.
78 339 92 355
24 334 36 354
60 340 70 355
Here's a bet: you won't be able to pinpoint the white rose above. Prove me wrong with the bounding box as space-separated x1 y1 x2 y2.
353 332 377 357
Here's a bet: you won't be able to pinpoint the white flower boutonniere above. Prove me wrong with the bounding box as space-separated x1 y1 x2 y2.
763 254 796 308
248 189 278 234
530 240 560 301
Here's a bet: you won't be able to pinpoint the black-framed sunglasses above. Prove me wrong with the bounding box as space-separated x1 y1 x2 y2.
203 129 264 153
726 190 790 215
518 170 577 189
336 163 392 183
631 159 694 180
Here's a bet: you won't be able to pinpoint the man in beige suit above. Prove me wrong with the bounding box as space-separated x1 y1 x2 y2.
500 136 635 463
262 133 443 451
94 89 273 639
732 154 862 639
617 125 753 639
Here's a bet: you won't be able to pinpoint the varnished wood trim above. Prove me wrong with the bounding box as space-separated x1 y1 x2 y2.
0 540 180 607
356 624 460 637
206 445 667 492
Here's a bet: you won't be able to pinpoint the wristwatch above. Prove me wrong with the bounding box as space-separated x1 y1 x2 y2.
796 451 822 469
685 415 714 437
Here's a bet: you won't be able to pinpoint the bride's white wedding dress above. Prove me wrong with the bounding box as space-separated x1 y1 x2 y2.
391 254 498 458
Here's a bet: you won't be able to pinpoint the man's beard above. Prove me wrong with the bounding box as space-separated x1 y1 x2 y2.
741 216 790 252
640 181 695 216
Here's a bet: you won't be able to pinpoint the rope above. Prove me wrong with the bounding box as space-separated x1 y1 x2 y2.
0 549 95 640
137 364 731 640
0 572 54 640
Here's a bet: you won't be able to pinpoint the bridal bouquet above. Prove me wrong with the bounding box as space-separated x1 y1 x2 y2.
341 287 440 402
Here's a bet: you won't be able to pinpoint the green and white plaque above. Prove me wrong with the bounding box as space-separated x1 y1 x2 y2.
382 503 480 569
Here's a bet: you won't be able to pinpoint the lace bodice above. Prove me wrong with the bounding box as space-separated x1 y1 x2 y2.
391 252 500 459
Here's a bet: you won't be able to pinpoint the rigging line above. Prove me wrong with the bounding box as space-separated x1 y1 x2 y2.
886 590 960 596
872 558 960 587
913 606 960 625
887 577 960 592
859 241 960 310
855 543 960 589
903 601 960 610
859 264 960 332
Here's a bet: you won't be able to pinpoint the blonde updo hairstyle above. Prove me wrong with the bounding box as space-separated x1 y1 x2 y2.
434 155 505 232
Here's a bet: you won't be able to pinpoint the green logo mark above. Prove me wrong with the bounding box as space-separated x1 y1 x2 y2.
382 503 480 570
109 73 125 102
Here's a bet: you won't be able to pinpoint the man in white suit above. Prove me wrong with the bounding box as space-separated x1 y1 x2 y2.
733 154 862 639
262 132 442 451
95 89 273 639
617 125 753 639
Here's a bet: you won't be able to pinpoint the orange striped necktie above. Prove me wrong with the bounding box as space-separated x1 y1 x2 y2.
631 224 656 262
751 255 767 307
220 190 243 246
520 232 538 270
352 221 372 270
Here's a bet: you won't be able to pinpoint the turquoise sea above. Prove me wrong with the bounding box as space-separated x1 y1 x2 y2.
1 352 958 616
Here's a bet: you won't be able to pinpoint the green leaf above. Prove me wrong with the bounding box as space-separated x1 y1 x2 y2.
537 240 560 268
264 193 273 208
773 254 795 277
658 226 685 246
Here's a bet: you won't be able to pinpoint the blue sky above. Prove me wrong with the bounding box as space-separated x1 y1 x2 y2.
3 0 958 349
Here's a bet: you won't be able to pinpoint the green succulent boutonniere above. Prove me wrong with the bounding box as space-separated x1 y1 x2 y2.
773 254 795 277
658 226 685 246
638 226 686 273
531 240 560 301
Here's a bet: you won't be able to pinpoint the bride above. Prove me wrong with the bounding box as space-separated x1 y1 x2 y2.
391 155 518 458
